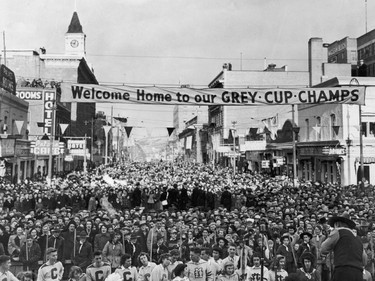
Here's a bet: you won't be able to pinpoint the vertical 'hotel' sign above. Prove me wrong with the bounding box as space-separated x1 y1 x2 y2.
43 90 56 135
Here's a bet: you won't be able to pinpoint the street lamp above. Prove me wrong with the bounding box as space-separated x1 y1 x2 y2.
346 138 352 185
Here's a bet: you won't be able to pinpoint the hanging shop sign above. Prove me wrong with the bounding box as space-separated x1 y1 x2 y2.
61 83 365 106
0 65 16 95
43 91 56 136
31 140 63 155
322 146 346 155
15 141 31 157
67 140 90 157
64 155 74 162
0 139 15 157
261 160 270 168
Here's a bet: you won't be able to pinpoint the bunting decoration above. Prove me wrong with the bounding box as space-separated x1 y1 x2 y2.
332 125 340 135
261 114 279 140
167 127 175 137
124 126 133 138
59 123 69 135
103 125 112 136
186 136 193 150
14 120 24 134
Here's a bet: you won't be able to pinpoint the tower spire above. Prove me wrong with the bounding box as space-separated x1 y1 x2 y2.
67 11 83 33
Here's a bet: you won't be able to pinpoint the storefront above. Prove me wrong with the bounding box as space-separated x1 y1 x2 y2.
298 141 344 184
14 139 34 182
0 139 18 182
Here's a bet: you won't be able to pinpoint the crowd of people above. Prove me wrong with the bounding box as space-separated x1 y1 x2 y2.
0 161 372 281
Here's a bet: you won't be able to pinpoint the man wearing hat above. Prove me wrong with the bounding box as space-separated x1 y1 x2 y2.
296 232 316 268
276 234 296 274
61 221 77 263
137 221 149 253
72 230 93 271
147 219 167 258
48 227 65 263
321 212 367 281
152 233 168 264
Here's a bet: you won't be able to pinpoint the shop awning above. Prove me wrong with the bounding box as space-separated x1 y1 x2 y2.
355 157 375 164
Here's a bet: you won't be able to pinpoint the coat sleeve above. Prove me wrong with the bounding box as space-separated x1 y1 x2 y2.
94 234 100 252
8 236 15 255
321 230 339 255
29 244 42 263
102 242 110 261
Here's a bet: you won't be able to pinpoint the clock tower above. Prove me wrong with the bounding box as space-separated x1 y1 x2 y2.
65 11 86 56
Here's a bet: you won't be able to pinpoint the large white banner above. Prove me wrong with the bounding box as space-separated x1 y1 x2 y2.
61 83 366 106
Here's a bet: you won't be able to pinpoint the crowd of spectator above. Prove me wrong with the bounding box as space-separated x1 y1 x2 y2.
0 161 372 281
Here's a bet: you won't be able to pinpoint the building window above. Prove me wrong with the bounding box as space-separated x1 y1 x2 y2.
330 114 336 139
316 117 321 141
305 118 310 141
370 122 375 137
362 122 368 137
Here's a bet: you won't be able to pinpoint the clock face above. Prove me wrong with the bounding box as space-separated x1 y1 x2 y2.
70 39 79 48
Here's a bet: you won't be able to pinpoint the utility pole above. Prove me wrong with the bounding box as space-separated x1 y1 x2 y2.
195 124 203 163
91 117 94 163
2 31 6 66
291 105 300 188
83 134 87 173
232 121 237 176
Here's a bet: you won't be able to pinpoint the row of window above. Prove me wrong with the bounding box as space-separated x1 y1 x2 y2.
210 112 223 127
304 114 337 141
361 122 375 137
358 43 375 60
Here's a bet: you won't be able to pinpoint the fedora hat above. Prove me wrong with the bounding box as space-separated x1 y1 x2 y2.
328 212 356 229
299 232 313 240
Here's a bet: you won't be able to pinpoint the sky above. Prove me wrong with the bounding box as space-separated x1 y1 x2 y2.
1 0 374 140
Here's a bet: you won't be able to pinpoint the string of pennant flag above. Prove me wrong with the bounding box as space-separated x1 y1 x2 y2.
123 126 175 138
